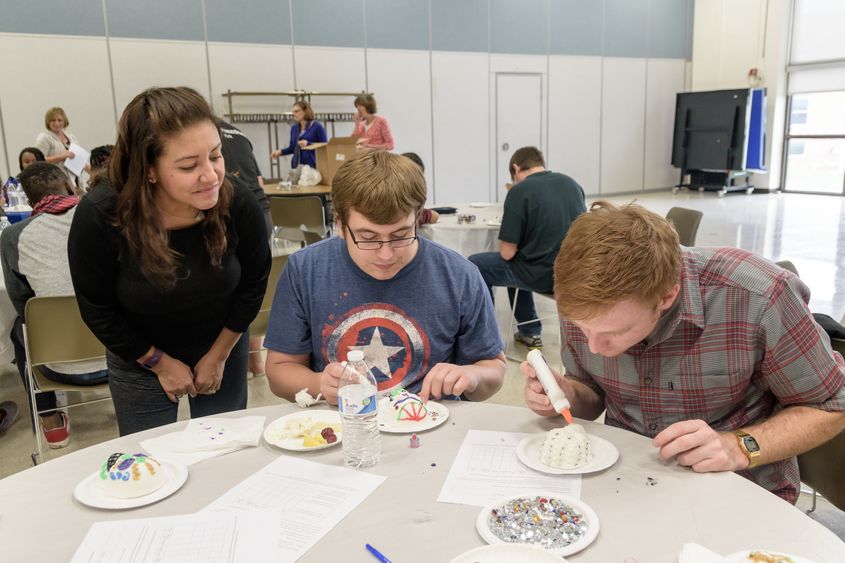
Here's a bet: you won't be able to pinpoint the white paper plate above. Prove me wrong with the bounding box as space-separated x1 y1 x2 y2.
476 493 599 557
469 202 493 208
73 459 188 510
378 400 450 433
263 410 342 451
450 543 566 563
724 551 816 563
516 433 619 475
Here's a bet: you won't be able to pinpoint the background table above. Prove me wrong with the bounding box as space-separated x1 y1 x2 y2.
1 401 842 562
420 203 502 258
263 183 332 197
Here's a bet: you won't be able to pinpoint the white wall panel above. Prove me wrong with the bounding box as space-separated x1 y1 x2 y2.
0 107 8 179
109 38 210 115
431 51 490 204
644 58 686 191
691 0 764 91
366 49 433 188
547 55 601 195
208 42 295 178
208 42 294 115
0 34 116 168
601 57 646 194
293 46 366 114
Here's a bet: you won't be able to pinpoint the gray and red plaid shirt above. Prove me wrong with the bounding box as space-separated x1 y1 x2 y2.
562 247 845 503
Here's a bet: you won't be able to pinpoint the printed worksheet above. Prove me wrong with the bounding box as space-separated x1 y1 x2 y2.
71 509 287 563
204 455 385 559
437 429 581 507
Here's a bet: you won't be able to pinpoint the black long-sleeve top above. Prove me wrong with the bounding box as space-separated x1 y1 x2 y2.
68 177 271 366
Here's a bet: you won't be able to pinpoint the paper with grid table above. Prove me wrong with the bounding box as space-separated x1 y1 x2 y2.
71 456 385 562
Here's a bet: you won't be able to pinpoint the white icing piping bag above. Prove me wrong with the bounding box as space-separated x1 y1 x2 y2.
527 349 573 424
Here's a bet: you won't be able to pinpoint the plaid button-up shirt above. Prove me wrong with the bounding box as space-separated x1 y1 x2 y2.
562 247 845 503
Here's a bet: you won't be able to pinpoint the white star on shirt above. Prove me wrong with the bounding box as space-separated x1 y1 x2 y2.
350 327 404 378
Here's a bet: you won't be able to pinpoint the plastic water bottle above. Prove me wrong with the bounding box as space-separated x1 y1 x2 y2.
337 350 380 468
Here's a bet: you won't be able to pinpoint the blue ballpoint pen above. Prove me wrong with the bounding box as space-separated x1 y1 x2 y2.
365 543 392 563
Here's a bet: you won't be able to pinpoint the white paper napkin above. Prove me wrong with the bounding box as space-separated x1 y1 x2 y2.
679 543 724 563
140 416 266 466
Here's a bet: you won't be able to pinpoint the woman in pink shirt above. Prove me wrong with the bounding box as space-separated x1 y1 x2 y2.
352 94 394 151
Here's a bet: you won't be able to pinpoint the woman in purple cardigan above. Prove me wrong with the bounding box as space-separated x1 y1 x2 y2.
271 101 327 168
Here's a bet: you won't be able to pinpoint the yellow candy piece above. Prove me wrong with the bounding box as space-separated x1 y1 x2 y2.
302 434 327 447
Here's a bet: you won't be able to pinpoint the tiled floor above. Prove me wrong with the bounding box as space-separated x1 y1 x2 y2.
0 189 843 537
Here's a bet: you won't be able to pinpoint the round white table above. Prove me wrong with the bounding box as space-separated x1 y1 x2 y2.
0 401 842 562
420 203 502 258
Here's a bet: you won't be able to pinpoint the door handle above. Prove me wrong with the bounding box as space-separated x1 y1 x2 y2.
502 143 509 151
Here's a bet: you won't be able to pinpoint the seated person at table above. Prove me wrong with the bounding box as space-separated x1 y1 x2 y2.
523 201 845 503
469 146 585 349
0 162 108 448
86 144 113 192
401 152 439 225
265 151 505 404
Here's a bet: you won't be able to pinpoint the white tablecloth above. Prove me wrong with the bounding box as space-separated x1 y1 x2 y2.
420 203 502 258
1 401 843 562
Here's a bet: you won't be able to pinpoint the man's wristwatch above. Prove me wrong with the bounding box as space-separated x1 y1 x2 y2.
734 430 761 469
141 347 164 370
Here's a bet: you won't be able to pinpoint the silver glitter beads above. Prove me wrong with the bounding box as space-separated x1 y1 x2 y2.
486 496 588 550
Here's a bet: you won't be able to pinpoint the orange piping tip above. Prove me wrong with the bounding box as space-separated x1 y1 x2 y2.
560 409 574 424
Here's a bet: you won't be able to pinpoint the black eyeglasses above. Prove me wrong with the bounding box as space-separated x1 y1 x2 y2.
346 225 418 250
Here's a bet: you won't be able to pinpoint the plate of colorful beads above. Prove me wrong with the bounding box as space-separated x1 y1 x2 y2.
475 494 599 557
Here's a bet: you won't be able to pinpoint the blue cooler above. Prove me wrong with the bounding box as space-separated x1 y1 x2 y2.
5 210 31 224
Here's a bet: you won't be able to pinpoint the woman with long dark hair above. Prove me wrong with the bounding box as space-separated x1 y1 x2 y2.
68 87 271 435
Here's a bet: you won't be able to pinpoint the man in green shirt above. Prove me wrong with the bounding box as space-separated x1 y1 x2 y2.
469 147 586 348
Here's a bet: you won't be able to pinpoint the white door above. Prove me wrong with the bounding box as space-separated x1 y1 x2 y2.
496 73 543 201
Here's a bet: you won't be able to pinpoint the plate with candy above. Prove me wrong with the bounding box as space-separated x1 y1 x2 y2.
724 550 816 563
263 410 342 451
476 493 599 557
516 424 619 475
73 452 188 510
377 388 450 433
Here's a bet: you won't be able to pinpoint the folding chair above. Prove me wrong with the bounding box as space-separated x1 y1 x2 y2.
798 429 845 513
250 254 289 356
666 207 703 246
504 289 558 360
23 295 110 465
270 196 327 247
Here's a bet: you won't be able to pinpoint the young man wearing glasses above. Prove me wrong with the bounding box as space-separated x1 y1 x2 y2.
264 151 506 406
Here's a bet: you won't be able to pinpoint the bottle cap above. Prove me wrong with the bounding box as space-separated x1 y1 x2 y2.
347 350 364 362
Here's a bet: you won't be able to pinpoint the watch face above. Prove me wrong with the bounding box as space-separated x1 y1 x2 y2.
742 435 760 453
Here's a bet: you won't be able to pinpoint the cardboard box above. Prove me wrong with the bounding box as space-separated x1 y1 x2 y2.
302 136 357 186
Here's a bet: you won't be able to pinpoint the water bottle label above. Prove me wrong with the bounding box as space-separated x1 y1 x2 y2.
339 391 377 415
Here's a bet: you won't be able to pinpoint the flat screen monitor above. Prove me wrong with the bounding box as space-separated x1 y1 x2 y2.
671 89 752 171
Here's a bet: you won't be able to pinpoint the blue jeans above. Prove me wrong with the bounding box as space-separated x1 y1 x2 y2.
468 252 542 337
105 333 249 436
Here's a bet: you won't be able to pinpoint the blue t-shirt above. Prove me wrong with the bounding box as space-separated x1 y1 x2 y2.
265 236 504 396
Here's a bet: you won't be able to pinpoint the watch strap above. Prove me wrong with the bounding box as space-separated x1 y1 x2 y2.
733 430 761 469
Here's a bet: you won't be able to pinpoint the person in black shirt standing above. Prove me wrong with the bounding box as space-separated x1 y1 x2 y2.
68 87 271 435
214 117 270 236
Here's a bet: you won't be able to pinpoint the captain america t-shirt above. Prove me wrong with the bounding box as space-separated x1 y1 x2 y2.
264 236 503 396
